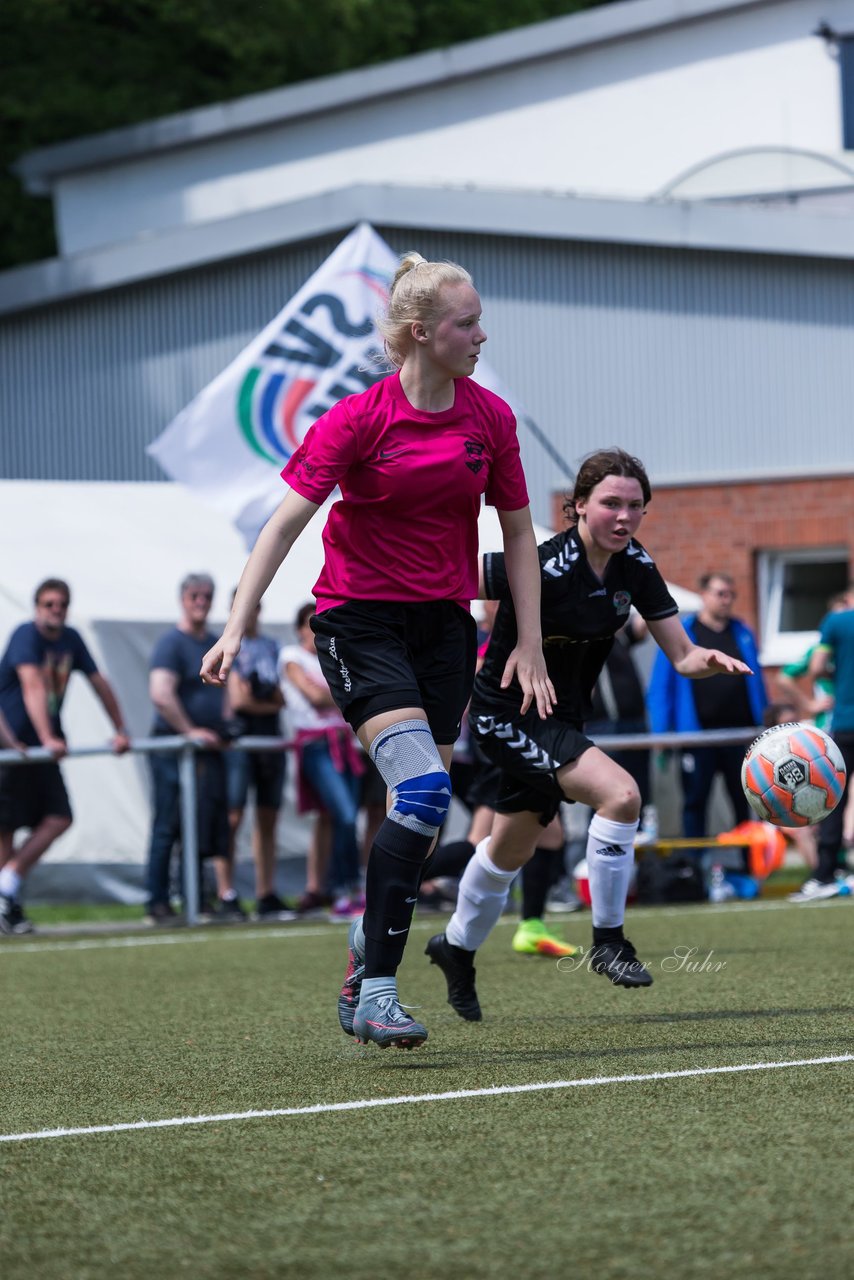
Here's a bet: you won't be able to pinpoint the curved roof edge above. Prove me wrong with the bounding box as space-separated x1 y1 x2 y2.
658 146 854 197
14 0 773 192
3 182 854 318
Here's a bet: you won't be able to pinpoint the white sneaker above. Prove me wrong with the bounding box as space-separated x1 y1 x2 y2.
788 878 841 904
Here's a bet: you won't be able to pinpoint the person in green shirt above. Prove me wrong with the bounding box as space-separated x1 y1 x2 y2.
774 594 844 731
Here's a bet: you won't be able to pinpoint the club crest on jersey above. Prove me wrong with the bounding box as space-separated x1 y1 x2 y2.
613 590 631 615
464 440 485 474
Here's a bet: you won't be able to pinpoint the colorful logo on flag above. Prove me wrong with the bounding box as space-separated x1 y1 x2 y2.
237 266 390 465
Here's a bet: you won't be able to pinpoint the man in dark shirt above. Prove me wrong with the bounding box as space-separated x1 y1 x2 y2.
648 571 767 843
146 573 241 922
0 578 130 934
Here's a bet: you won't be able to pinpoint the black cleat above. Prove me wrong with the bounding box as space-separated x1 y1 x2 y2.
589 936 653 988
425 933 482 1021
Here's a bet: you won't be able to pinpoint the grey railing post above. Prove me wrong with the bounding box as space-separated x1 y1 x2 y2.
178 742 200 925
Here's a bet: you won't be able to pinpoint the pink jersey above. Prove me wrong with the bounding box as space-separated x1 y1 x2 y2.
281 372 529 612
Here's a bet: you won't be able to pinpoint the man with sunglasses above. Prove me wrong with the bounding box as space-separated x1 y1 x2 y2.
147 574 241 923
0 578 130 934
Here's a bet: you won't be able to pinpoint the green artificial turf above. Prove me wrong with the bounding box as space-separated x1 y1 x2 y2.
1 901 852 1279
25 903 147 926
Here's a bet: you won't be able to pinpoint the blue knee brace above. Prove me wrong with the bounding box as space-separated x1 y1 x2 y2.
370 719 453 838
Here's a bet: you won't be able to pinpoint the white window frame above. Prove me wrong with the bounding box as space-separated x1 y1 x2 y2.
758 547 849 667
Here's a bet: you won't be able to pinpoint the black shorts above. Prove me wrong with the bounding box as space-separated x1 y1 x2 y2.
0 762 72 831
311 600 477 744
465 758 503 811
468 699 594 825
224 748 286 811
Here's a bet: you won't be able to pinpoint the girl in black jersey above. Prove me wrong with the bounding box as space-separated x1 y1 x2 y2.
426 448 753 1017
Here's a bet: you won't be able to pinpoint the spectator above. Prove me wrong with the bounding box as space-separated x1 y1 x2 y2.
279 602 365 920
792 582 854 900
224 595 290 921
647 571 767 848
0 578 130 935
0 709 26 754
146 574 241 924
774 591 847 731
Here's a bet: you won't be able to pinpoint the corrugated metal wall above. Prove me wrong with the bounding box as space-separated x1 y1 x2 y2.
2 228 853 527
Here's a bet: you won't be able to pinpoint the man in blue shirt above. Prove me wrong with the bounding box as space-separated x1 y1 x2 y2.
146 573 241 922
0 578 130 934
792 583 854 900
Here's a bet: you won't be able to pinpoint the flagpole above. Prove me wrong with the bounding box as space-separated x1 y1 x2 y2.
519 414 575 485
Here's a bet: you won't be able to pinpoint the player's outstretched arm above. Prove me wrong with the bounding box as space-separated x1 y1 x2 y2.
647 615 753 680
201 489 319 685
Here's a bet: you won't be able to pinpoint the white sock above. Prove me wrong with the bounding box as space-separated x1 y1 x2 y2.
586 814 639 928
445 837 517 951
0 867 21 898
353 915 366 960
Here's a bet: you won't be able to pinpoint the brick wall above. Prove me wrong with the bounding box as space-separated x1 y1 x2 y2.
551 474 854 635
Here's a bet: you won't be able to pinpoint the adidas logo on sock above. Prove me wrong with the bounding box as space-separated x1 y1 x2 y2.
595 844 625 858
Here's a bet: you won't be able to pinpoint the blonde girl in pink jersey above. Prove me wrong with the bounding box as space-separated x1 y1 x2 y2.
202 251 555 1049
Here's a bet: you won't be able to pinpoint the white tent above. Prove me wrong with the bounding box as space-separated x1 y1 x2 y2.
0 481 568 901
0 480 328 901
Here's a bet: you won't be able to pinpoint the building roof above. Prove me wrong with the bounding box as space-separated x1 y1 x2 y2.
14 0 773 193
4 179 854 318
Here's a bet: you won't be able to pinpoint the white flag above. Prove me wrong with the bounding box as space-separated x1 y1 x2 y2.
148 222 526 545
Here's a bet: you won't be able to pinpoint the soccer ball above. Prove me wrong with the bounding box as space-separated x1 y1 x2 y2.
741 722 846 827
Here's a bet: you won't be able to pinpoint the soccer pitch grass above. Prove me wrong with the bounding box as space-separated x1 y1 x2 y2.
1 901 852 1280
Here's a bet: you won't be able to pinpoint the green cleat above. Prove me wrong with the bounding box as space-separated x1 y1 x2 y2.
512 918 581 958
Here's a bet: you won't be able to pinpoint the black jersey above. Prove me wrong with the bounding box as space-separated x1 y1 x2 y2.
476 528 678 723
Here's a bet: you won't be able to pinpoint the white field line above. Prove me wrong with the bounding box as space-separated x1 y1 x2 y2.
0 894 848 957
0 926 333 954
1 1055 851 1145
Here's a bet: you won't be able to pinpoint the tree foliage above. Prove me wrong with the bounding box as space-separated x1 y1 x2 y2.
1 0 614 271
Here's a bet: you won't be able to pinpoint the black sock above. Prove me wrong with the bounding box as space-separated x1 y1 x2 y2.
363 818 433 977
428 839 475 879
521 845 562 920
815 847 839 883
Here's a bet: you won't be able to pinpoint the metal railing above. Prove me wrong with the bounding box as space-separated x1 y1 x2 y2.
0 726 762 924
